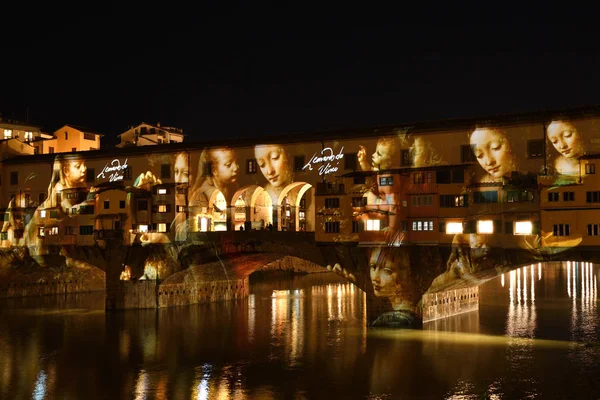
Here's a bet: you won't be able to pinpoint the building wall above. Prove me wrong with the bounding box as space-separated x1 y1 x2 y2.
0 113 600 254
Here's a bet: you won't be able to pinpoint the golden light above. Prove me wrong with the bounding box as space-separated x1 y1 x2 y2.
514 221 533 235
446 222 463 234
477 220 494 234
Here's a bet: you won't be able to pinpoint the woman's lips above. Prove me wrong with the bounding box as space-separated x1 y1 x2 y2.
488 166 501 175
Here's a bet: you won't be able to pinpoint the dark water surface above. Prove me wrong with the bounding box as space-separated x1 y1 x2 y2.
0 262 599 399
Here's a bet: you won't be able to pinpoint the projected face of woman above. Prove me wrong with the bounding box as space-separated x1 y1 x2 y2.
211 149 239 188
547 121 585 159
174 153 190 184
255 145 292 189
369 247 400 298
470 128 515 181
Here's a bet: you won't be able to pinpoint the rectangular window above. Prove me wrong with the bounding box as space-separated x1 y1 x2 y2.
528 139 544 158
436 170 451 184
473 191 498 204
246 159 257 174
586 163 596 174
119 200 125 209
124 166 132 180
587 224 600 236
411 195 433 207
38 227 45 237
72 147 76 152
351 196 367 207
324 221 340 233
414 173 423 184
79 205 94 214
553 224 570 236
586 191 600 203
452 168 465 183
440 194 467 207
79 225 94 235
563 191 575 201
366 219 380 231
83 132 95 141
65 226 75 235
401 149 411 166
49 147 54 154
461 144 476 163
507 191 534 203
4 129 12 139
353 175 366 184
104 200 110 209
158 223 167 233
158 204 167 212
65 132 69 140
548 192 559 202
161 164 171 179
324 198 340 208
352 220 362 233
157 188 167 195
86 168 95 183
10 171 18 185
345 153 357 170
294 155 305 171
137 200 148 211
379 176 393 186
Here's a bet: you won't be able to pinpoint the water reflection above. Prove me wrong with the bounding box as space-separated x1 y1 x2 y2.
0 267 600 399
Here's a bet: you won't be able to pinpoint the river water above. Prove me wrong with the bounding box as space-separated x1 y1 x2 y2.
0 261 599 399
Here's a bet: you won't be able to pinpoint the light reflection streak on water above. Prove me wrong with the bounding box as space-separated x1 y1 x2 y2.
506 264 537 338
32 370 46 400
248 294 255 343
134 370 149 400
191 364 211 400
567 261 571 298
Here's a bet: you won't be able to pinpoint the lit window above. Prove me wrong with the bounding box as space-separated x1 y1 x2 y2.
299 211 305 219
24 131 33 141
477 220 494 234
38 227 45 237
40 210 46 218
49 226 59 235
158 188 167 195
446 222 463 234
514 221 532 235
138 224 148 233
199 217 208 232
158 223 167 233
3 129 12 139
158 205 167 212
366 219 380 231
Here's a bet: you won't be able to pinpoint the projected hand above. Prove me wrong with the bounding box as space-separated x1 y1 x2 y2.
357 145 370 171
134 171 162 188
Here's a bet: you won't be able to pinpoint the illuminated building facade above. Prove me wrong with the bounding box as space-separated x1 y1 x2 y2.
1 106 600 256
116 122 184 147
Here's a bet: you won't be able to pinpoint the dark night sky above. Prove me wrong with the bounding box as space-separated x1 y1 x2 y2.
3 5 600 147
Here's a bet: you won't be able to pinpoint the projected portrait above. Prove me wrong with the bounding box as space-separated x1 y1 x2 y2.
469 127 518 183
546 120 586 177
189 147 239 208
254 144 294 203
358 137 399 172
23 154 92 255
368 247 415 326
171 151 191 241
